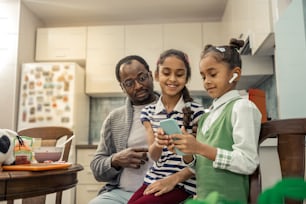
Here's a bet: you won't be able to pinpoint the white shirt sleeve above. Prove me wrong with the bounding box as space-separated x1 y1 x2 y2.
224 99 261 174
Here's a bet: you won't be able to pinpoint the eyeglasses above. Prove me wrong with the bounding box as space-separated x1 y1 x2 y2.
121 72 150 89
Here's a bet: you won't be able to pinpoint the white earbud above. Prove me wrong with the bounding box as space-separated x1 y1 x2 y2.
229 73 238 84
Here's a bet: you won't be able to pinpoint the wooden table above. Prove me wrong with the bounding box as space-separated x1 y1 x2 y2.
0 164 83 201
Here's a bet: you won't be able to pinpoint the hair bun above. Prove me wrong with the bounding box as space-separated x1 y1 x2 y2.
229 38 244 50
204 44 214 51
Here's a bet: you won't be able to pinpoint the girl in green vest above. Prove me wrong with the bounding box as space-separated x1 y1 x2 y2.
171 38 262 203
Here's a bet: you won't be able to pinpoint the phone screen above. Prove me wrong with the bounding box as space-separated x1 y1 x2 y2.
160 118 185 156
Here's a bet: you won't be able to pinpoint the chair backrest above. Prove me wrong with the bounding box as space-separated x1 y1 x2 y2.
18 126 74 162
249 118 306 204
15 126 74 204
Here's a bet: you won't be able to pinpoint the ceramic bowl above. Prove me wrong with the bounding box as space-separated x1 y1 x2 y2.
34 147 63 163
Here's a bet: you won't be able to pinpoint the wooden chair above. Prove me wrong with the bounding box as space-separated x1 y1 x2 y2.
249 118 306 204
7 126 74 204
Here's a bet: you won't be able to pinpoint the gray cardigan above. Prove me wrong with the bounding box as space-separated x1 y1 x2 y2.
90 93 159 194
90 97 133 193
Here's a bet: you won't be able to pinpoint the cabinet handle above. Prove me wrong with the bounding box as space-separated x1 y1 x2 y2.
55 55 66 58
86 188 98 192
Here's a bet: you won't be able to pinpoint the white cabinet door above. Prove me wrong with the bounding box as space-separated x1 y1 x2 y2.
125 24 163 92
221 0 250 43
163 23 203 93
202 22 225 47
221 0 274 55
230 0 250 41
76 184 101 204
36 27 87 62
249 0 274 55
85 26 125 96
76 148 105 204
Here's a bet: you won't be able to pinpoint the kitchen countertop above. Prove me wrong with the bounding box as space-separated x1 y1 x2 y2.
76 144 97 149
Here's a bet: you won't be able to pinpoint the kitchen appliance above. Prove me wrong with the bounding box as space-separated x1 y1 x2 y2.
17 62 89 204
18 62 89 144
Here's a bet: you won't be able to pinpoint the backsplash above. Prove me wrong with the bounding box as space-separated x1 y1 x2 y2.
89 97 125 144
88 94 212 144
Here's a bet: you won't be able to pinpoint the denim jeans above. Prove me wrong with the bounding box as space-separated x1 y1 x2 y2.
88 189 134 204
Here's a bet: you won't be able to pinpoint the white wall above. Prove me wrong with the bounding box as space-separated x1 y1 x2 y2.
0 1 42 203
16 2 44 128
18 2 44 67
0 0 20 129
0 0 43 130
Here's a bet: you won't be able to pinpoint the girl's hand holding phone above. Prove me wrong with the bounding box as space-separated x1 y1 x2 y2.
170 127 199 155
154 128 172 148
160 118 186 155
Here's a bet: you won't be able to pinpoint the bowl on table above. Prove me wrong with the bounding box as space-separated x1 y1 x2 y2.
34 147 63 163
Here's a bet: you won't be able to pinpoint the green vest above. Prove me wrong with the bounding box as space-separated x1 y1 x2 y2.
195 99 249 203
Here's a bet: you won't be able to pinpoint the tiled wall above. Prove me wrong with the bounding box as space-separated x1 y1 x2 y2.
89 94 212 144
89 97 125 144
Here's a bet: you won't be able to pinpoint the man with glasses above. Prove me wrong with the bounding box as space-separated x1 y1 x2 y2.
89 55 158 204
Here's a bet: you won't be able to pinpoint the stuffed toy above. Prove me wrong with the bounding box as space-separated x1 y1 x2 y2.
0 129 18 167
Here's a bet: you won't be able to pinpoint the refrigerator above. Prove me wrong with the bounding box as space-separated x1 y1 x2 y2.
17 62 89 204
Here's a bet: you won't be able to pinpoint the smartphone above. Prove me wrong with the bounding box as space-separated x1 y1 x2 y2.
160 118 185 156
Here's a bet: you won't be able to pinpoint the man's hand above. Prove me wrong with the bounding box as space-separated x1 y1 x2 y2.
111 147 148 169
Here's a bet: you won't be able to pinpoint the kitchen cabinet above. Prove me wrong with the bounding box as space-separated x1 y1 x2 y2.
221 0 274 56
86 23 202 96
35 27 87 63
249 0 274 55
125 24 163 66
125 24 163 93
85 26 125 96
222 0 250 43
163 23 203 93
84 22 274 96
202 22 225 46
76 145 105 204
237 55 274 90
